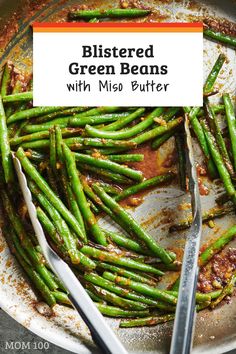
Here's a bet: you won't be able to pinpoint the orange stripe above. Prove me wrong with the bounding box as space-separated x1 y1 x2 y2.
33 22 202 28
34 28 201 33
33 22 202 32
34 27 202 33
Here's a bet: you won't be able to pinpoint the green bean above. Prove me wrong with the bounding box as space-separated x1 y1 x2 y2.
81 246 164 276
0 190 59 291
95 261 158 286
36 207 67 253
120 313 175 327
85 289 105 303
223 94 236 171
0 62 13 96
10 127 82 146
160 107 180 121
151 130 175 150
55 126 86 234
175 131 186 190
115 173 175 202
80 171 102 200
104 229 152 255
144 107 178 144
29 180 93 267
65 137 137 150
0 96 14 183
186 107 217 178
165 290 211 303
171 278 180 291
92 183 174 264
131 117 183 146
199 225 236 266
102 201 174 259
201 120 236 203
203 54 226 94
85 108 164 139
196 110 219 177
11 228 32 265
198 302 210 311
49 128 56 171
98 183 120 195
108 154 144 163
205 99 234 176
103 221 168 261
68 8 151 20
97 304 150 318
22 119 77 132
69 111 128 126
2 91 33 103
198 104 225 117
86 283 147 310
23 120 67 132
102 108 145 131
52 290 72 305
150 107 181 149
54 288 136 312
13 238 56 306
206 290 223 300
83 272 168 308
169 204 235 232
42 272 69 301
13 131 48 147
210 273 236 308
8 106 67 124
52 289 120 310
80 177 100 214
32 106 89 123
7 123 18 139
69 106 121 119
103 272 177 305
74 152 143 181
12 121 28 139
5 77 25 119
37 207 96 270
74 146 127 156
16 147 86 241
204 27 236 48
24 113 128 133
82 173 132 224
77 163 133 185
62 143 107 246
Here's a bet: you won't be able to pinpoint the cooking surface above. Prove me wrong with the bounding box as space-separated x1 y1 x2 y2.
0 1 236 353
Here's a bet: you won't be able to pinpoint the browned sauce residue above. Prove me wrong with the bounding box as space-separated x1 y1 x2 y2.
204 17 236 37
198 248 236 293
198 177 209 196
128 143 160 179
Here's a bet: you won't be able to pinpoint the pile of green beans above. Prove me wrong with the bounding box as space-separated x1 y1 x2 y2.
0 7 235 330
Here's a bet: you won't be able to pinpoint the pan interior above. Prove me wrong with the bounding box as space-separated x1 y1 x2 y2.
0 1 235 353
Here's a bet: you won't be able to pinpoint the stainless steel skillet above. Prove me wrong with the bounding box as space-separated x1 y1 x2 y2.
0 1 236 353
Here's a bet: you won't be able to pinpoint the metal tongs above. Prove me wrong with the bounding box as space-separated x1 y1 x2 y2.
170 115 202 354
12 153 128 354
